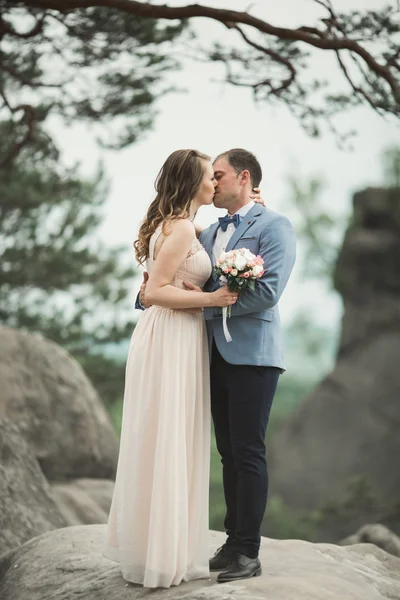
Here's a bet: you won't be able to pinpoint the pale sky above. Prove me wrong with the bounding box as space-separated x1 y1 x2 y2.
51 0 399 332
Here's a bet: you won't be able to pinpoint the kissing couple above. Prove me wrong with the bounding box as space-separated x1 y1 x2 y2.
104 148 296 588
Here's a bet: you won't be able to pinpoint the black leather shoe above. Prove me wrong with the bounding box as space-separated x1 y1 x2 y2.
209 544 235 571
217 553 261 582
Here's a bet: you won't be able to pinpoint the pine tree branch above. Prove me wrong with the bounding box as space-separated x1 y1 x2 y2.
231 25 297 95
387 47 400 69
0 95 36 169
22 0 399 104
334 50 386 115
0 59 63 88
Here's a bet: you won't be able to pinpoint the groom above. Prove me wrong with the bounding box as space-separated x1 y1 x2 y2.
139 148 296 583
187 149 296 582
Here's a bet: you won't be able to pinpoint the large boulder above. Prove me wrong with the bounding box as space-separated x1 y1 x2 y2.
0 419 66 556
51 478 114 526
0 526 399 600
268 188 400 541
0 326 118 481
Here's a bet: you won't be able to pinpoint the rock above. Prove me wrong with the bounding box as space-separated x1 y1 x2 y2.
340 524 400 558
0 419 66 555
0 526 400 600
268 188 400 541
0 326 118 481
51 478 114 525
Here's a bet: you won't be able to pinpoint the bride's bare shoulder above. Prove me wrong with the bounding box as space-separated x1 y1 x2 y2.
163 218 196 243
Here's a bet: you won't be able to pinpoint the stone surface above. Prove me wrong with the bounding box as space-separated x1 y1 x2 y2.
0 326 118 481
51 478 114 525
1 526 400 600
268 188 400 540
0 418 66 556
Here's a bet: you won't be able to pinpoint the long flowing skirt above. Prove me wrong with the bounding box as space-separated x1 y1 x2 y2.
104 306 211 588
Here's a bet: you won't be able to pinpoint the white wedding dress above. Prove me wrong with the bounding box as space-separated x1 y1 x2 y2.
104 225 212 588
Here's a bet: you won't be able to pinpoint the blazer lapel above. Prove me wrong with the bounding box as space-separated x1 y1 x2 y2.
226 204 263 251
203 221 220 266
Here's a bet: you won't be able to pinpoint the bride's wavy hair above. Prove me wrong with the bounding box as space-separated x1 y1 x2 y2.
134 149 210 265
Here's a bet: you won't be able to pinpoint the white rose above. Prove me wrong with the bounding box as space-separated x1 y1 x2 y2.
234 254 247 270
243 249 254 261
252 265 263 276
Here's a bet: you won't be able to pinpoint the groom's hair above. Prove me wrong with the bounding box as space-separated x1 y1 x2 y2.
215 148 262 188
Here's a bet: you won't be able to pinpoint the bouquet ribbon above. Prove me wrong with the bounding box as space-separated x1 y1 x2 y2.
219 275 233 343
222 306 233 343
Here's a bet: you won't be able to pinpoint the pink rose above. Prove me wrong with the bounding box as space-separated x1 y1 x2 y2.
231 269 238 276
243 272 250 278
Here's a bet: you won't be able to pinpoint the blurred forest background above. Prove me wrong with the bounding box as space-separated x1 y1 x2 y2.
1 0 399 543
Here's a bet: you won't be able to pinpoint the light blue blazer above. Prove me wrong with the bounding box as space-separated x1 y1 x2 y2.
199 204 296 370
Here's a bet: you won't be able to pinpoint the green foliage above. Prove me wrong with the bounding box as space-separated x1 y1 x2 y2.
306 476 400 540
262 477 400 542
209 429 227 531
78 353 126 409
284 313 338 374
206 4 399 139
286 173 346 280
108 393 124 436
321 476 380 519
0 126 137 405
1 2 398 154
0 3 187 163
318 476 400 530
266 373 318 439
262 496 323 541
0 7 187 409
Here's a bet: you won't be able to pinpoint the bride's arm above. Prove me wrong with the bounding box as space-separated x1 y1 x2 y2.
146 220 218 309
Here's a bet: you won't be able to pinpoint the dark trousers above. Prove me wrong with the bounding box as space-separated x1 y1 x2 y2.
210 340 280 558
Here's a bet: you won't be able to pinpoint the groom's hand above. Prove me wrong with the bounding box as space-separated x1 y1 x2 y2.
139 271 151 308
183 280 202 294
180 280 203 314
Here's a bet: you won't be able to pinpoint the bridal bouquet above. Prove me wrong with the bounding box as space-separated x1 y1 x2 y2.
214 248 264 342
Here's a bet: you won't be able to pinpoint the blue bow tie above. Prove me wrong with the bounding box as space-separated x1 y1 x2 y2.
218 213 241 232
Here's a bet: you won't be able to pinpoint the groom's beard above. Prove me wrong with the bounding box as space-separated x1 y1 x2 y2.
213 192 238 211
213 191 230 209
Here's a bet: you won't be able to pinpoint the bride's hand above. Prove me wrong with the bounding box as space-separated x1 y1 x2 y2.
250 187 266 207
184 280 238 309
211 286 239 308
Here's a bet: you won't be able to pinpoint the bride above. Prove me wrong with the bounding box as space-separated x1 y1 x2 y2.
104 149 238 588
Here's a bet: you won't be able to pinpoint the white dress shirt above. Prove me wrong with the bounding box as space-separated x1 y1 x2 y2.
213 201 255 264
